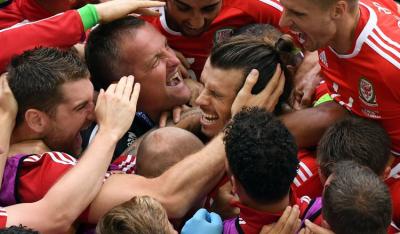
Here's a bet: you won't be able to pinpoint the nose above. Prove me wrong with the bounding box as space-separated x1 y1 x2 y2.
188 12 205 29
165 49 180 70
195 89 209 106
279 9 292 28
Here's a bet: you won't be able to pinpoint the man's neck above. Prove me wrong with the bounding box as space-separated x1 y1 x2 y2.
330 8 361 54
9 124 49 156
241 194 290 214
146 111 160 124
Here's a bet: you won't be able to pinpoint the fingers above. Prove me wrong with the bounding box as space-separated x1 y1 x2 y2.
193 208 208 219
95 89 105 113
134 8 161 16
115 76 127 96
130 83 141 105
300 88 313 108
304 219 334 234
175 50 190 69
172 106 182 123
123 75 134 100
209 212 222 225
240 69 259 95
259 224 273 234
159 111 168 127
282 205 300 233
261 64 282 98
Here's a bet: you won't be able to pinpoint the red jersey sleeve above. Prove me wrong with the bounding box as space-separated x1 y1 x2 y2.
0 10 85 72
292 150 323 199
17 152 76 203
0 208 7 228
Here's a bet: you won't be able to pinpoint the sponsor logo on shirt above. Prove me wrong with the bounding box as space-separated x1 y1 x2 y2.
358 77 377 106
214 28 234 45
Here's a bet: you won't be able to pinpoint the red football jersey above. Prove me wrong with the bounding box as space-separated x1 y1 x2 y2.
0 0 52 29
17 152 77 203
317 0 400 156
0 10 86 72
143 0 283 80
292 150 323 200
0 208 7 228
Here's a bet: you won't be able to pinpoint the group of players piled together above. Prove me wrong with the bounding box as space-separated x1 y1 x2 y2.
0 0 399 233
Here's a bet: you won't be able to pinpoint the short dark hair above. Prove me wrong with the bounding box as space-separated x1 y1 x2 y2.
323 161 392 234
210 33 295 114
85 16 145 90
0 225 39 234
317 117 391 179
223 107 299 204
8 47 89 125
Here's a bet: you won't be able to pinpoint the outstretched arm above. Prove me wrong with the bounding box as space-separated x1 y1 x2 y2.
86 67 286 223
5 76 140 233
0 0 165 72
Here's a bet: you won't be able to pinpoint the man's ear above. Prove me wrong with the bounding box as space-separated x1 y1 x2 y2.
24 109 50 134
331 0 347 20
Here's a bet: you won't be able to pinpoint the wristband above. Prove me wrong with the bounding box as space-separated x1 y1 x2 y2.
78 4 100 31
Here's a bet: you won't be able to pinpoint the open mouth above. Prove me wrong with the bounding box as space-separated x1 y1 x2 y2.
166 71 183 86
290 30 306 44
201 112 219 124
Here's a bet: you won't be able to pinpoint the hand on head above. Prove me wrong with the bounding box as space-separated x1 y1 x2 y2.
95 75 140 141
231 64 285 116
95 0 166 23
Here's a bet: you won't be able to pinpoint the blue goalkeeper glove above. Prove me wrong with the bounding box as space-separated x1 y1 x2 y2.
181 208 223 234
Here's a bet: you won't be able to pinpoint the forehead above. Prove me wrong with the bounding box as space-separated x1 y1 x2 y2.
201 59 244 92
120 24 166 67
170 0 221 8
280 0 325 13
60 78 93 104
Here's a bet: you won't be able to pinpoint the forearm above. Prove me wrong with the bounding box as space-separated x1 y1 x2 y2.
0 115 15 190
40 130 118 229
87 134 225 222
280 101 348 147
0 5 99 72
156 134 225 217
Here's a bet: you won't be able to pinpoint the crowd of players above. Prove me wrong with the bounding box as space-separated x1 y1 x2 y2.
0 0 399 233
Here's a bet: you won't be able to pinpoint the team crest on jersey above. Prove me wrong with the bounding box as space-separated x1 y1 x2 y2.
214 28 234 45
359 77 377 106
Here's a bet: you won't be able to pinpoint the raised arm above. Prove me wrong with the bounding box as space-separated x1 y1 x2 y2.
0 0 165 72
5 76 140 233
0 76 17 190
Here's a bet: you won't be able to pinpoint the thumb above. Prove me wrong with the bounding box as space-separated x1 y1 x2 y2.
209 212 222 225
259 223 274 234
193 208 208 219
305 219 333 233
239 69 259 95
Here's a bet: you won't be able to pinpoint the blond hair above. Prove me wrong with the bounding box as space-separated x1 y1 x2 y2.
96 196 171 234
